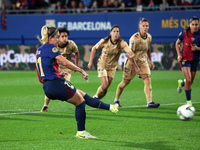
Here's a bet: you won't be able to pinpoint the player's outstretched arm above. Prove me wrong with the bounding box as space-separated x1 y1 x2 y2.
56 55 88 82
88 45 97 70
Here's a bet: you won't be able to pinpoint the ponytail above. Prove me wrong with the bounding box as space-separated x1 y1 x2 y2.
37 25 57 44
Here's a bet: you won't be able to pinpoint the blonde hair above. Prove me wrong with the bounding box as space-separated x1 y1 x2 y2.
139 18 149 26
37 25 57 44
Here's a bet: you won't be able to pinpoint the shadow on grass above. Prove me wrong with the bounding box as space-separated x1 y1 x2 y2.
95 139 175 150
89 107 200 122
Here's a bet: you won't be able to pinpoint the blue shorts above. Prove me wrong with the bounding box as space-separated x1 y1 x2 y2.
43 78 76 101
180 60 200 72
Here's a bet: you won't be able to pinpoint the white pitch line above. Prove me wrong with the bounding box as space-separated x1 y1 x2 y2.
0 102 199 116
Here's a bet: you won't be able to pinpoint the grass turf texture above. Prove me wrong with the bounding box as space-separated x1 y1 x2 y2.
0 70 199 150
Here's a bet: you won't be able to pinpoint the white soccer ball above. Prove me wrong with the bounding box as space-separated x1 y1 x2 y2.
177 104 195 121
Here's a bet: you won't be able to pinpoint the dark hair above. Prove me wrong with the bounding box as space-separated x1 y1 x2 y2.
139 18 149 25
102 25 122 49
58 26 70 36
110 25 120 32
189 16 199 23
185 16 199 36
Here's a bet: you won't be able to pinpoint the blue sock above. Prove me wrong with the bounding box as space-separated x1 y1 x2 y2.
75 101 86 131
181 81 185 87
185 89 191 101
84 94 110 110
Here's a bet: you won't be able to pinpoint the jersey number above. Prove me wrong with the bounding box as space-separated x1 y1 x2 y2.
37 57 45 77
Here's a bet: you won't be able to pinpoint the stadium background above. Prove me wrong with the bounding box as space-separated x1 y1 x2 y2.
0 10 199 71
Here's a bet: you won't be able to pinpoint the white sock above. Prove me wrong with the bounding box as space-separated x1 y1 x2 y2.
147 101 152 105
78 130 86 134
114 98 119 102
93 95 98 98
109 105 113 110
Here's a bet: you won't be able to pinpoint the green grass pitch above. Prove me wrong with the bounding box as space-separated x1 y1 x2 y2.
0 70 199 150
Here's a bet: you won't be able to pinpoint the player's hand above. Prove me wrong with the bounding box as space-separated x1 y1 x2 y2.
60 72 68 78
88 63 92 70
135 67 141 75
81 70 89 83
125 53 135 59
149 61 155 69
177 55 182 62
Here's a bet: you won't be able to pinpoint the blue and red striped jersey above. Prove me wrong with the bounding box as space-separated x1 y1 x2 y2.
178 28 200 61
36 44 61 83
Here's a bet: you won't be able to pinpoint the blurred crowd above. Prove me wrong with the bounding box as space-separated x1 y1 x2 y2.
0 0 200 14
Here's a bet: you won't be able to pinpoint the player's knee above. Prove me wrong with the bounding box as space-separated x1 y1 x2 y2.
102 83 109 90
185 78 192 86
140 74 150 80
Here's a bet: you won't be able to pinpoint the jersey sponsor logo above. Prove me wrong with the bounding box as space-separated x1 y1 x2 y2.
191 37 194 41
52 47 58 53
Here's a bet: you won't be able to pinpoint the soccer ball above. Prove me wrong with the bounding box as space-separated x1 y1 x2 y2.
177 104 195 121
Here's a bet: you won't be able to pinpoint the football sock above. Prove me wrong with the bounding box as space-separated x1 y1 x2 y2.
147 101 152 105
84 94 110 110
185 89 191 101
109 105 114 110
75 101 86 131
114 98 120 102
96 86 107 99
78 130 85 134
143 77 152 102
181 80 185 87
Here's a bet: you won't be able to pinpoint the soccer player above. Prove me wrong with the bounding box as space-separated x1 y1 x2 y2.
176 16 200 106
41 27 80 112
114 18 160 108
36 25 119 139
88 25 140 101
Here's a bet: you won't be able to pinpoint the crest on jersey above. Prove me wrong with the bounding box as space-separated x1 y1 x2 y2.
191 37 195 41
131 40 134 45
52 47 58 53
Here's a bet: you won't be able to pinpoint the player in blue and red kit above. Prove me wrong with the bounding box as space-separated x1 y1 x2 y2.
176 16 200 106
36 25 118 139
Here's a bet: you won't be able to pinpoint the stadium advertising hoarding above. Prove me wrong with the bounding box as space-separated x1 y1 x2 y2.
0 11 199 70
0 10 199 45
0 43 189 71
